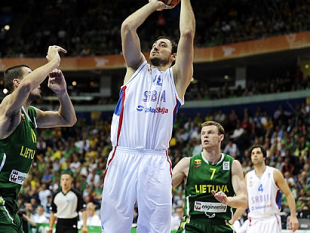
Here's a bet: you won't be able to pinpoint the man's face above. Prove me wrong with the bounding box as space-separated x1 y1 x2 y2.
149 38 174 67
60 174 72 189
201 125 222 149
37 206 44 215
176 207 183 218
251 147 265 165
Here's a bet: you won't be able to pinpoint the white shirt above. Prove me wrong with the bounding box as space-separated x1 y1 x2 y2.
86 214 101 226
247 166 281 218
110 61 183 150
33 214 48 223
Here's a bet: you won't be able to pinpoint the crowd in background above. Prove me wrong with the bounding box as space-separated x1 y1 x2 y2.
0 0 310 58
16 100 310 230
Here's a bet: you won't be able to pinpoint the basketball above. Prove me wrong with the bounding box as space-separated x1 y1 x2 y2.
159 0 181 7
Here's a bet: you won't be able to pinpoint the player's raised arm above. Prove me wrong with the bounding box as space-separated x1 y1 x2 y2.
121 0 172 83
172 0 195 99
0 46 66 139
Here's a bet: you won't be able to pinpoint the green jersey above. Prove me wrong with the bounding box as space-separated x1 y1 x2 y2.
184 152 235 221
0 106 37 199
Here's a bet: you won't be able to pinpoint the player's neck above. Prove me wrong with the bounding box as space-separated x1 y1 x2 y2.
203 149 221 165
254 163 266 178
150 62 171 71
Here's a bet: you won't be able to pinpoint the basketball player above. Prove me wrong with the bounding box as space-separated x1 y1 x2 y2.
230 145 299 233
100 0 195 232
172 121 247 233
0 45 76 233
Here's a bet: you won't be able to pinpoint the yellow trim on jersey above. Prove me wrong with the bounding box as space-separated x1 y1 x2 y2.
180 216 190 233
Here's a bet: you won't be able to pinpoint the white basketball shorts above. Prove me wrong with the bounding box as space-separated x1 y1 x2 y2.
247 214 281 233
101 146 172 233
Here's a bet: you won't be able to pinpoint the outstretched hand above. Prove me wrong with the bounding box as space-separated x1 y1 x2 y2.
46 45 67 65
149 0 175 11
48 69 67 95
211 190 228 204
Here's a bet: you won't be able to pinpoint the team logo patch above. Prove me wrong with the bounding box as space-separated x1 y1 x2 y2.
9 169 27 185
249 180 253 187
223 161 230 170
194 159 201 168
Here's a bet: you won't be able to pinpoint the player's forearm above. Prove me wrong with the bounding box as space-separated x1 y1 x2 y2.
286 193 297 217
22 58 59 92
57 91 77 127
226 194 247 208
122 2 157 31
179 0 195 36
230 207 247 224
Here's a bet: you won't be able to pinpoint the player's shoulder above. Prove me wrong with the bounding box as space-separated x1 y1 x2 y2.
180 157 191 166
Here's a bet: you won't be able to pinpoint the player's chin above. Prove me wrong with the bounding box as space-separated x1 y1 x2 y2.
29 93 41 102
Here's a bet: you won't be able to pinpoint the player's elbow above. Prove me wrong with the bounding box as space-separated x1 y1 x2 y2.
180 28 195 40
240 196 248 208
121 21 136 35
68 115 77 127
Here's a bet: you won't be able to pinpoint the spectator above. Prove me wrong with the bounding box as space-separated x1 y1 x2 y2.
171 206 183 231
33 205 49 224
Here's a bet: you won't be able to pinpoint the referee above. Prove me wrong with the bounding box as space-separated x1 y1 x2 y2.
48 172 87 233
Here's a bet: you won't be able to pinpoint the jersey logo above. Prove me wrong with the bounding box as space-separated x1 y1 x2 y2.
223 161 229 170
136 106 169 115
137 105 144 111
194 159 201 168
9 169 27 185
194 201 227 213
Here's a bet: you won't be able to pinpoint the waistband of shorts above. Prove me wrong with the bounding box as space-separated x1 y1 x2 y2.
249 214 279 220
189 215 228 225
115 146 167 156
57 217 78 226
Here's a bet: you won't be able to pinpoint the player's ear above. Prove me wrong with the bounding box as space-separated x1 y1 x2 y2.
171 53 177 62
219 134 224 142
13 79 20 88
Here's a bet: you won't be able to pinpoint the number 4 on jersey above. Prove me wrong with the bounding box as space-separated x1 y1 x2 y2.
258 184 264 192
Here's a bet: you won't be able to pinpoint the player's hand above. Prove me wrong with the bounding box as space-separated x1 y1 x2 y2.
81 225 88 233
46 45 67 65
47 228 53 233
48 69 67 95
211 190 228 204
288 215 299 232
148 0 175 11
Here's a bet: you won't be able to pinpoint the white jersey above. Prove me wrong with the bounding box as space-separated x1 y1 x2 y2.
110 61 183 150
247 166 281 219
